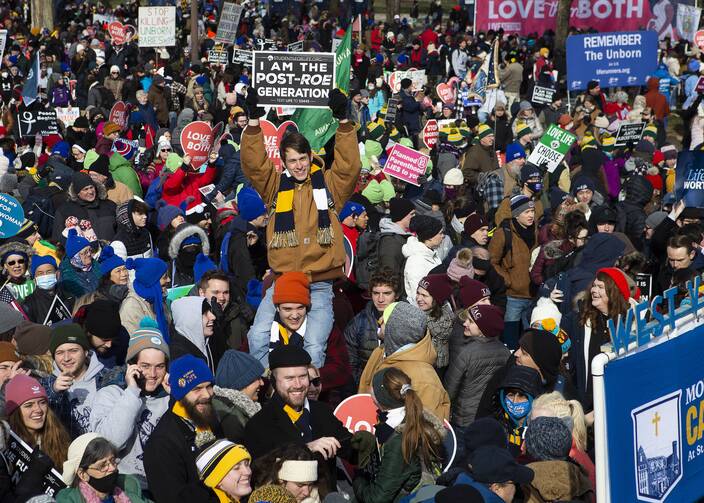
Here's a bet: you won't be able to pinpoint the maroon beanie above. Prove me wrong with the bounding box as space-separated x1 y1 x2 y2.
468 304 505 337
459 277 492 308
418 274 453 305
5 375 47 415
463 213 487 237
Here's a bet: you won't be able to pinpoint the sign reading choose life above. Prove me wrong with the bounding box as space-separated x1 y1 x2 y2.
253 51 335 108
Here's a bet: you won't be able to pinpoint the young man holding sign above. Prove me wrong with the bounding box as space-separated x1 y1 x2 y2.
241 88 361 369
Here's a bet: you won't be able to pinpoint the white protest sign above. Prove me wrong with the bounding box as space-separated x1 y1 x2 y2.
253 51 335 109
0 30 7 58
55 107 80 126
214 2 243 44
138 6 176 47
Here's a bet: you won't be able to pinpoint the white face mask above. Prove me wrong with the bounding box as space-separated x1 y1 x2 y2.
36 273 57 290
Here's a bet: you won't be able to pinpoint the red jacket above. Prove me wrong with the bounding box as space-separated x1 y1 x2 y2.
320 325 352 391
645 77 670 120
419 28 438 48
161 163 217 210
370 28 383 52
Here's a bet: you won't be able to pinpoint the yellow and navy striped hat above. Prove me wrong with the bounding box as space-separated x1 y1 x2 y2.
580 132 597 151
642 123 658 140
601 134 616 152
197 439 251 489
367 121 385 141
515 120 532 139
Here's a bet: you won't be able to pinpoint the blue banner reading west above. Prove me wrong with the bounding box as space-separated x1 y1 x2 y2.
566 31 659 91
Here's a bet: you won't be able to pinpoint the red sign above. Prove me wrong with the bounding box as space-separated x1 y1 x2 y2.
475 0 653 35
109 101 129 130
258 119 298 172
383 144 430 186
696 30 704 50
180 121 216 168
422 119 439 149
107 21 136 46
334 394 378 433
436 82 455 104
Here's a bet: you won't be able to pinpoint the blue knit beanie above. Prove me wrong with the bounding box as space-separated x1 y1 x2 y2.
194 253 217 284
215 350 264 390
65 228 90 259
98 245 125 276
51 141 70 159
30 255 57 277
505 142 526 162
156 201 183 231
236 187 266 222
339 201 365 222
126 257 170 341
169 354 214 401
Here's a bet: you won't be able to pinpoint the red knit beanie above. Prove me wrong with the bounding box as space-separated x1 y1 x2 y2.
5 375 47 416
459 277 492 308
418 274 453 305
645 173 663 191
468 304 505 337
597 267 631 302
273 272 311 307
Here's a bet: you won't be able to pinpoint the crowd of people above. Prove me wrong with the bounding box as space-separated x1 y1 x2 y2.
0 0 700 502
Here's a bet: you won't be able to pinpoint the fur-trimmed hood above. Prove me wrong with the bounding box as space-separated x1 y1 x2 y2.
543 240 568 260
167 223 211 259
67 179 109 202
213 385 261 418
0 241 33 268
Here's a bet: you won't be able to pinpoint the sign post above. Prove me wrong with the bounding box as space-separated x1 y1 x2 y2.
526 124 577 173
252 51 336 109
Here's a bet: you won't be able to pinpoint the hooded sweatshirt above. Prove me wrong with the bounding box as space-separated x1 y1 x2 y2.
377 217 412 276
402 236 442 304
171 296 217 371
90 384 170 488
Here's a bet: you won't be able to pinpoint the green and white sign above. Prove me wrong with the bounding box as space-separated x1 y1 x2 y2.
526 124 577 173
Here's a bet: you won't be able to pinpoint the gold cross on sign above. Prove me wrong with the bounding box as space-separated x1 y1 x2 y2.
652 412 661 437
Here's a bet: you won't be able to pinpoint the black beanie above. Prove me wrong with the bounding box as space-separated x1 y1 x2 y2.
72 172 95 193
88 154 111 178
84 300 121 341
518 329 562 385
389 197 415 222
410 214 443 242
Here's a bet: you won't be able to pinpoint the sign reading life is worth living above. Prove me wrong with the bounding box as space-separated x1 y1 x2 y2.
531 85 556 105
526 123 577 173
214 2 243 44
675 150 704 209
253 51 335 108
138 6 176 47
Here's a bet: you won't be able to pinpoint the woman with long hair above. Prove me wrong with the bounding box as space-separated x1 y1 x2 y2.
57 434 150 502
0 375 70 501
562 268 634 412
415 275 454 378
353 368 445 503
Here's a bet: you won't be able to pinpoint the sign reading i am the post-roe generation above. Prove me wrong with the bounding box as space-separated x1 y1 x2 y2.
253 51 335 108
566 31 658 91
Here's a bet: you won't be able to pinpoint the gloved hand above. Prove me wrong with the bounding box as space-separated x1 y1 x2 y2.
210 296 226 322
328 88 348 121
350 430 376 469
245 88 265 119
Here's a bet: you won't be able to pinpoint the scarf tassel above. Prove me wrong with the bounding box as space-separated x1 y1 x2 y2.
317 226 333 246
271 230 299 249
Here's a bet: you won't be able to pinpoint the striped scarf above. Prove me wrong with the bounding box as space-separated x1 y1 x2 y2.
272 164 333 249
269 314 307 352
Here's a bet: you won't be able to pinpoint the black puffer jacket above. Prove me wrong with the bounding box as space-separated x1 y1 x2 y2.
621 174 653 251
52 181 117 243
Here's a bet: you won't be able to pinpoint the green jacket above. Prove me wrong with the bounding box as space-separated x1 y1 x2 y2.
109 153 143 197
56 474 152 503
353 432 422 503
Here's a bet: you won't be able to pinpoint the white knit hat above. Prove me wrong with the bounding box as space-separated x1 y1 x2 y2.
61 433 101 485
278 460 318 483
529 297 562 328
443 167 464 186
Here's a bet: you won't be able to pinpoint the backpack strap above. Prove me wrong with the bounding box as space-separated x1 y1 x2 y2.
500 220 513 263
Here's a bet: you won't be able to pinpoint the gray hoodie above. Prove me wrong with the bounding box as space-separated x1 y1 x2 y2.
90 384 169 488
51 353 105 434
172 296 208 356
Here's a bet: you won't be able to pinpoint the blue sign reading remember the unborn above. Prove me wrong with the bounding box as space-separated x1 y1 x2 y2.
566 31 658 91
0 193 24 239
675 151 704 209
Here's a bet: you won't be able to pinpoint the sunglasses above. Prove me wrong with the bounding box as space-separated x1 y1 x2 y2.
6 259 25 266
161 148 171 152
310 377 321 387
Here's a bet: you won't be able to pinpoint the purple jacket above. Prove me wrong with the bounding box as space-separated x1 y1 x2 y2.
51 85 70 107
603 155 626 200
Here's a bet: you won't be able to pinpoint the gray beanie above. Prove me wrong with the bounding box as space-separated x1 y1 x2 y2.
645 210 667 230
0 303 24 335
384 302 428 355
525 416 573 461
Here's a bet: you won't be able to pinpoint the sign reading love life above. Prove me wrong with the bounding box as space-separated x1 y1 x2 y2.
253 51 335 108
526 124 576 173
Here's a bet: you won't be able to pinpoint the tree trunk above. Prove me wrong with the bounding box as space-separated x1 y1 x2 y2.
190 0 199 64
554 0 571 78
385 0 401 22
31 0 54 31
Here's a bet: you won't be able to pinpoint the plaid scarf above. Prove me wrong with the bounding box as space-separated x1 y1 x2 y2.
272 164 333 249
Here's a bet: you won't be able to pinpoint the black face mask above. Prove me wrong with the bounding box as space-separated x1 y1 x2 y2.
88 471 118 494
473 258 491 271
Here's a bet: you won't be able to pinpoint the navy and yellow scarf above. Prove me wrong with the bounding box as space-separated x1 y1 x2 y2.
272 164 333 249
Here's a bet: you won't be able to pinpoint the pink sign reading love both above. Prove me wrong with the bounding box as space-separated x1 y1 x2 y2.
383 144 430 186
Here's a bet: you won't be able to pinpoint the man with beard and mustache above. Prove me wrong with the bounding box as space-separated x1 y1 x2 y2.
244 345 368 493
144 354 221 502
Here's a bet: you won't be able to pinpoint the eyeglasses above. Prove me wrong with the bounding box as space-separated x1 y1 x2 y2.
5 259 25 266
88 457 120 473
310 377 321 387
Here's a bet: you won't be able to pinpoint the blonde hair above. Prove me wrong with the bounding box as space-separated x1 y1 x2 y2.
455 248 473 267
531 391 587 452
